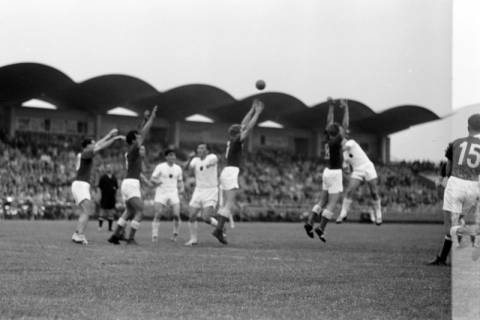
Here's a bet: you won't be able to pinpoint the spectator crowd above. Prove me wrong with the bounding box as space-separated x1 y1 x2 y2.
0 133 442 221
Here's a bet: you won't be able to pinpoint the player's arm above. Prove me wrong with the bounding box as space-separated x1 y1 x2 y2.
140 173 153 188
444 143 453 177
241 102 256 128
94 135 125 153
326 98 335 130
205 154 218 168
340 99 350 135
138 105 158 146
177 169 185 195
150 165 162 186
183 152 197 171
240 99 264 141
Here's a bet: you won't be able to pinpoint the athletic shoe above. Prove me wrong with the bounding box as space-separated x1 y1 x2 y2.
107 234 121 245
126 238 138 245
184 239 199 246
304 224 314 238
314 227 326 242
335 216 346 224
426 256 448 266
171 233 178 242
72 232 88 245
212 228 228 245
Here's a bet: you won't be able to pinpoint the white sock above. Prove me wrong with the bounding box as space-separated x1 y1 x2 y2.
173 218 180 235
374 199 382 220
152 221 160 238
210 217 218 227
312 204 322 214
340 198 353 218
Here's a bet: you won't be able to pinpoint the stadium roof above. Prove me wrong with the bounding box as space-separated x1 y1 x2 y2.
0 62 440 134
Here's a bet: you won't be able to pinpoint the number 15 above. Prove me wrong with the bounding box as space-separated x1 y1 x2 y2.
458 142 480 168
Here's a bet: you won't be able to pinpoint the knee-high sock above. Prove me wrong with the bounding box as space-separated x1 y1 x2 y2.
173 217 180 235
374 199 382 221
152 220 160 238
128 220 140 240
439 235 452 262
340 198 352 218
188 221 198 241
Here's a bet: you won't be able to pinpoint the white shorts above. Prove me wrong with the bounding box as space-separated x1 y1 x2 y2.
71 181 91 205
443 176 480 214
322 168 343 194
121 179 141 202
350 162 378 181
189 187 218 209
155 188 180 206
220 166 240 191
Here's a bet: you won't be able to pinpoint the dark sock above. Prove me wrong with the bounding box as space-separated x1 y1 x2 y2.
439 236 452 262
470 235 475 244
457 235 462 243
318 216 329 232
113 225 124 237
108 219 113 231
216 215 228 231
128 228 137 240
99 219 103 228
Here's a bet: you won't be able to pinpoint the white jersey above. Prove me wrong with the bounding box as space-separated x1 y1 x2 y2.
189 154 218 189
343 139 371 168
151 162 183 190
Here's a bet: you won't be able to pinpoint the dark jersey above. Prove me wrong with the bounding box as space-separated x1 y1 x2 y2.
98 174 118 209
445 136 480 180
75 149 94 183
125 145 142 179
327 135 343 169
226 137 242 167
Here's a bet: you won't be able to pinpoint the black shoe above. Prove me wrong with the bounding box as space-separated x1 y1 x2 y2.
335 217 346 224
126 238 138 245
108 235 120 245
304 224 314 238
426 256 448 266
314 227 326 242
212 228 228 245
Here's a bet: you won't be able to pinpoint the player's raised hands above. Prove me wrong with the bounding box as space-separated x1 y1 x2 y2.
151 105 158 117
109 128 119 136
253 99 264 113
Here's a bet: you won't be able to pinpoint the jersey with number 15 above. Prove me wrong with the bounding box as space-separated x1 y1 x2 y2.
446 135 480 180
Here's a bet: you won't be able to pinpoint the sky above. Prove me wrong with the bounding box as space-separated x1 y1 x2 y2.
0 0 478 161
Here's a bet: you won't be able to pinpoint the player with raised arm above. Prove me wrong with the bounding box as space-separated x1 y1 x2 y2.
150 149 184 242
184 143 219 246
212 99 264 244
304 100 344 242
71 129 125 245
336 99 383 225
108 106 157 245
428 114 480 265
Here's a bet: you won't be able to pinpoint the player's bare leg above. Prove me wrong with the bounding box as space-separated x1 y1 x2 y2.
171 203 181 241
72 199 94 245
213 189 236 244
202 206 218 227
186 207 200 246
304 191 327 238
337 178 361 223
126 197 144 244
152 203 164 242
314 192 341 242
109 204 133 244
367 178 382 225
427 211 452 265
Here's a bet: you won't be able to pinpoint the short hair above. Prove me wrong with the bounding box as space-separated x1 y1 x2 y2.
228 124 241 137
468 114 480 131
126 130 138 145
198 143 209 150
164 148 175 157
81 138 93 149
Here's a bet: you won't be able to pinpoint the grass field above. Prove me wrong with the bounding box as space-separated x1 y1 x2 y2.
0 220 450 320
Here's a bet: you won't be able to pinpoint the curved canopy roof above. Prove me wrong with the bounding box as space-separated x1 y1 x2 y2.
0 62 440 134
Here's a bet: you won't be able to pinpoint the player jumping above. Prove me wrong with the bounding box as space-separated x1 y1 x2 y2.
108 106 157 245
304 99 345 242
336 99 383 225
212 99 264 244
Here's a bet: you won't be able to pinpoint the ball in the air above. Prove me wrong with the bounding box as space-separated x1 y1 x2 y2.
255 80 266 90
